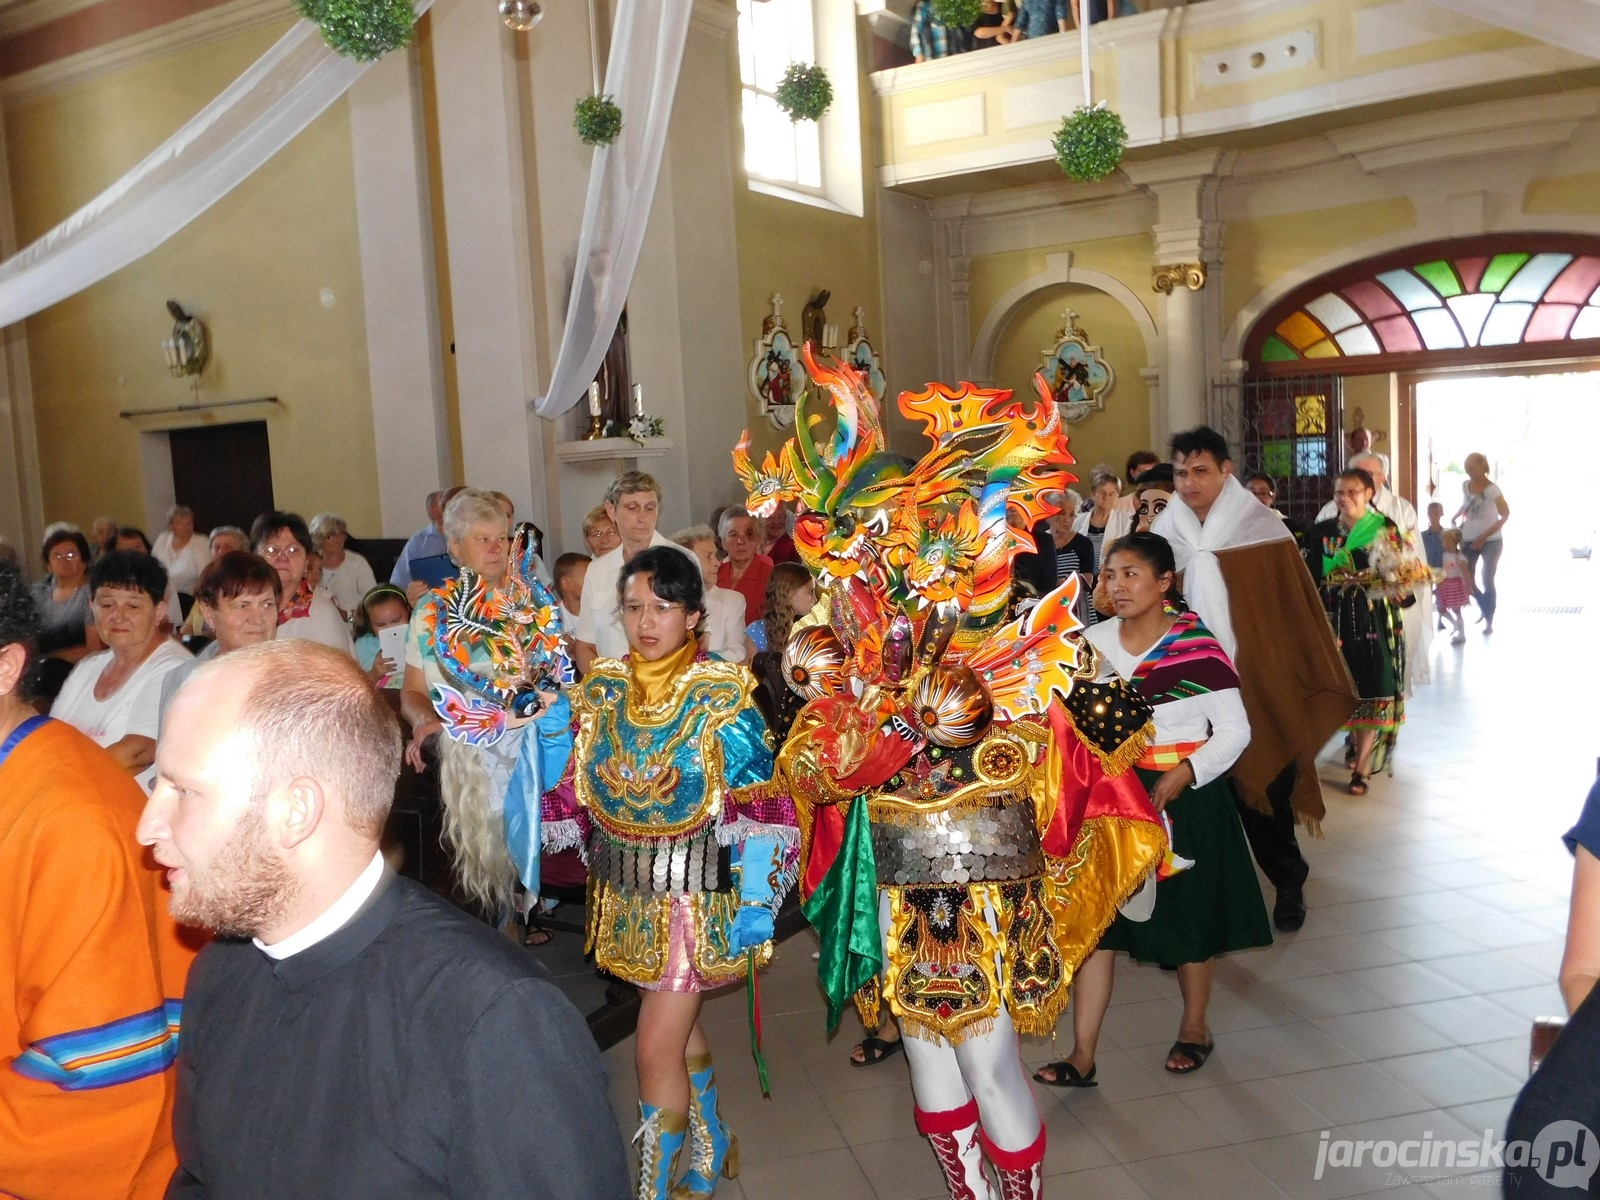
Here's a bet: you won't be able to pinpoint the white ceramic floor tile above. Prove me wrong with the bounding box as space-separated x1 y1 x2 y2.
1373 1047 1525 1108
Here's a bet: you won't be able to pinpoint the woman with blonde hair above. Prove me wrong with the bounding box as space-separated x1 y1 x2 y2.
1452 450 1510 635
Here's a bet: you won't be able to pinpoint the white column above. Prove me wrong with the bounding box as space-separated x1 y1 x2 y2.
348 44 451 536
1160 281 1205 437
0 114 43 552
429 0 544 526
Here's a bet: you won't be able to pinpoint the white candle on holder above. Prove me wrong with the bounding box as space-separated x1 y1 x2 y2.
587 382 601 417
631 383 643 417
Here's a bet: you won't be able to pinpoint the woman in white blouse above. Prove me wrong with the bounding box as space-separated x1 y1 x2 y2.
1451 451 1510 634
151 505 212 610
1034 531 1269 1087
310 512 378 618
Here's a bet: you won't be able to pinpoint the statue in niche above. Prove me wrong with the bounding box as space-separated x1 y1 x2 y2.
801 289 830 349
591 308 633 428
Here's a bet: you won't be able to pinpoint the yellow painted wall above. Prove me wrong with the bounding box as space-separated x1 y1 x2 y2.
966 234 1156 472
8 23 381 534
1222 197 1417 336
733 29 883 459
1525 171 1600 216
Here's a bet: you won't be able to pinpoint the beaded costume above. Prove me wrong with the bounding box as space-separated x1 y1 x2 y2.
734 348 1166 1200
542 642 798 992
406 528 573 916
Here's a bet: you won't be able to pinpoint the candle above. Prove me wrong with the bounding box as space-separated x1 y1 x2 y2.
631 383 643 417
588 382 601 417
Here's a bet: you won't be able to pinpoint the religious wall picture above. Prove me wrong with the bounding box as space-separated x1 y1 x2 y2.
840 306 887 402
1039 310 1114 424
749 294 806 429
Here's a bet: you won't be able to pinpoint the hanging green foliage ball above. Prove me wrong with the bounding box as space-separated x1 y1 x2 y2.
774 63 833 123
1053 104 1128 182
574 94 624 146
931 0 983 28
308 0 417 62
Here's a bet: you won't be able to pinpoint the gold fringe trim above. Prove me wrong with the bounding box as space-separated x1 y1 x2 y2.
1075 718 1155 778
901 1014 997 1047
866 788 1030 827
1041 814 1167 986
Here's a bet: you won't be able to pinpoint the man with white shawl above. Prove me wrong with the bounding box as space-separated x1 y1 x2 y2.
1315 452 1434 692
1154 427 1356 932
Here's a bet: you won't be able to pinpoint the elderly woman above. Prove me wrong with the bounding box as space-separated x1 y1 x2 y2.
250 511 354 656
157 551 281 727
309 512 377 618
1073 473 1132 569
715 507 772 625
52 550 193 788
672 524 745 662
583 504 621 558
1305 468 1426 793
31 528 103 698
399 488 573 944
152 505 212 612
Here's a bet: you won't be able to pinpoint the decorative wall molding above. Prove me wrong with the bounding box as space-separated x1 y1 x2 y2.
1325 90 1600 174
1152 262 1206 294
688 0 737 37
1 0 287 103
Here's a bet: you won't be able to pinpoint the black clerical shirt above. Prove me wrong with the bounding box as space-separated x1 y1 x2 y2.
168 873 630 1199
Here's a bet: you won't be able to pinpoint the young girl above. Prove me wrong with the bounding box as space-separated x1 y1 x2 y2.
354 584 412 688
549 546 797 1198
1436 528 1471 645
742 560 815 661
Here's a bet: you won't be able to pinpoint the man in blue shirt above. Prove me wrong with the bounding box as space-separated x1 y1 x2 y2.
909 0 971 61
391 488 456 603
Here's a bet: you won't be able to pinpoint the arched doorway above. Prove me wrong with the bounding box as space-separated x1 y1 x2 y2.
1231 235 1600 525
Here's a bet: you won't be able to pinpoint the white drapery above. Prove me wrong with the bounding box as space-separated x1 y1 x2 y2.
0 5 433 331
532 0 693 418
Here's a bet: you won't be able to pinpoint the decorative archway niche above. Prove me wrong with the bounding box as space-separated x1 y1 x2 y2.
967 252 1160 382
1243 234 1600 376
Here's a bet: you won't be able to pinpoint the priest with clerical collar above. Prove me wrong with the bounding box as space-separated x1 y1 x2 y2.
139 639 629 1200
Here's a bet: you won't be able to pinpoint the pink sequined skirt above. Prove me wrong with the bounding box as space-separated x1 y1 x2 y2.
639 895 715 994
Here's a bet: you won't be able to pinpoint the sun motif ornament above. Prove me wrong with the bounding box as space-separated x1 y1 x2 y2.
732 432 798 519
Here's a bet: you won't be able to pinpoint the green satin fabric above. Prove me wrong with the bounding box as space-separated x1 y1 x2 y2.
802 797 883 1034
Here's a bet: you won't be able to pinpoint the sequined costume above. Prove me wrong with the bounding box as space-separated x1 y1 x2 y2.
542 641 798 992
404 528 574 916
734 348 1166 1200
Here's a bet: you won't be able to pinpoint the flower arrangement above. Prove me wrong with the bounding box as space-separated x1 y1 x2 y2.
295 0 416 61
574 94 624 147
931 0 983 28
605 416 664 445
1052 102 1128 183
774 63 833 123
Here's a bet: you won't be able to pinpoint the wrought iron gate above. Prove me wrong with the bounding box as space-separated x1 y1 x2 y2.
1211 373 1344 529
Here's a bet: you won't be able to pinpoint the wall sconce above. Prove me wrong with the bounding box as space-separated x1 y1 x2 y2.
499 0 543 31
161 300 209 379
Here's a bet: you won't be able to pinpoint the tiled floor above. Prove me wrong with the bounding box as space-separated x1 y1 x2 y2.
599 601 1593 1199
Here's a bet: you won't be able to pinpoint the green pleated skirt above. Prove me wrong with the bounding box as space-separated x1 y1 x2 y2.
1098 768 1273 965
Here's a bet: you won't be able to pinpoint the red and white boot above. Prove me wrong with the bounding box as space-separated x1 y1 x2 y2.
978 1125 1046 1200
914 1099 995 1200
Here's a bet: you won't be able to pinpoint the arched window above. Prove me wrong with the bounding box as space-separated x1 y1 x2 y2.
1248 236 1600 373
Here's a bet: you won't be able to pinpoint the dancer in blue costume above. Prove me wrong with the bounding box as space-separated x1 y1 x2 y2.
543 546 798 1200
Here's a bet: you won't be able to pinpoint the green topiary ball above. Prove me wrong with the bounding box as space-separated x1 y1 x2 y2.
293 0 328 22
1053 104 1128 182
574 94 624 147
932 0 983 27
774 63 834 123
314 0 417 62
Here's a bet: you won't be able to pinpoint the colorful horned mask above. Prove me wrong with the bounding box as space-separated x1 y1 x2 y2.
733 346 1090 749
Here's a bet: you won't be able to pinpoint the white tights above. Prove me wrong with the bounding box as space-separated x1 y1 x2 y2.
880 895 1041 1152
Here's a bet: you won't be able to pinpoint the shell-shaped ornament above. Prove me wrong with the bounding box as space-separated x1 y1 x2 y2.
782 624 849 701
908 664 993 748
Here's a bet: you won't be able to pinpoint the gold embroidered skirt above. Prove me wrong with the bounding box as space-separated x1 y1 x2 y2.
586 880 773 992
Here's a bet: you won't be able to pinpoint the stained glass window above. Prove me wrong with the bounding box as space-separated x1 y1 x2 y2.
1255 246 1600 365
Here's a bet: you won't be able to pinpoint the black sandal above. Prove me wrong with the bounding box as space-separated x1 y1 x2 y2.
1033 1061 1097 1088
850 1035 903 1067
1165 1038 1214 1074
1348 772 1369 796
522 917 553 947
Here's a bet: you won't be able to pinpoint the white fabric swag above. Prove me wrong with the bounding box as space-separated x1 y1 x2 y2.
532 0 693 418
1152 474 1295 662
0 5 433 331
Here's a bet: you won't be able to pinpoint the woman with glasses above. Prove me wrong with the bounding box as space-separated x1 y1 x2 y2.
249 511 355 656
546 545 796 1200
30 527 103 700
